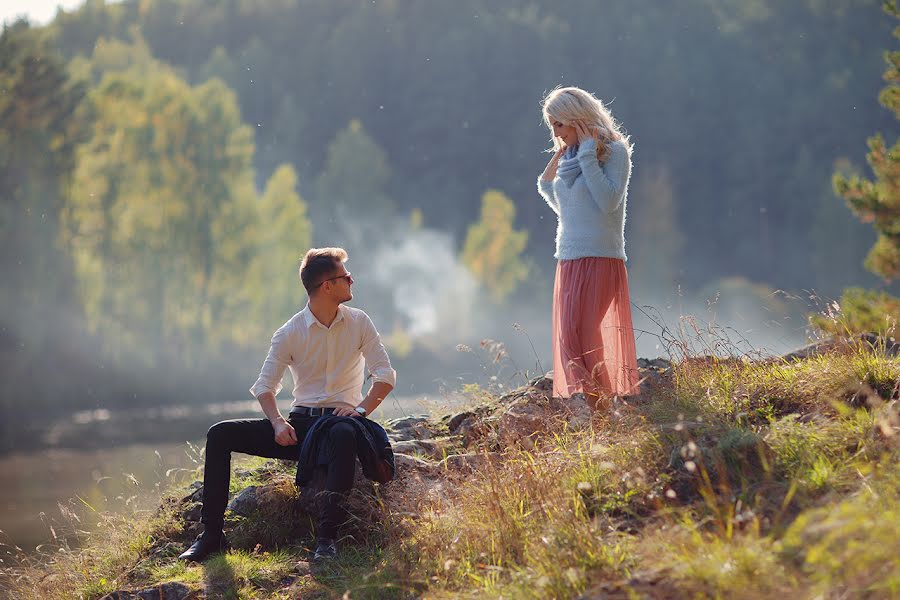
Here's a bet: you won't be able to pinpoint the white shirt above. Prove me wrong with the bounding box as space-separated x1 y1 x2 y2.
249 304 397 409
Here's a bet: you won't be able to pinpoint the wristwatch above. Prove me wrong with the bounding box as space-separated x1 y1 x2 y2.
354 406 367 417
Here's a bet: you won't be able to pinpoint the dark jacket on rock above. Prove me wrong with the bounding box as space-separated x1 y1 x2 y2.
296 415 395 487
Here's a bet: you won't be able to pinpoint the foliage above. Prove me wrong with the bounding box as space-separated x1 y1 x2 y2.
219 164 312 346
811 286 900 335
833 1 900 283
820 2 900 335
313 119 393 251
60 39 254 362
59 38 312 367
461 189 530 302
35 0 894 296
0 1 895 426
0 21 87 441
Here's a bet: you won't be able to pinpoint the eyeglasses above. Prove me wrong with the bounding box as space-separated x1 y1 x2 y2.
314 272 352 288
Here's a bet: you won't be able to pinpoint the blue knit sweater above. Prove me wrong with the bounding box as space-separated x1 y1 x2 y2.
537 137 632 261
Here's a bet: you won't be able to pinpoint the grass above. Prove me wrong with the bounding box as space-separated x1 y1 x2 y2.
1 335 897 599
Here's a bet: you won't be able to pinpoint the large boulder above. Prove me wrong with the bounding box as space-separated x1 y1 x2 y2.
384 415 433 441
226 485 259 516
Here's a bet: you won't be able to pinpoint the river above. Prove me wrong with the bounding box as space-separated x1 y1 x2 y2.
0 395 439 554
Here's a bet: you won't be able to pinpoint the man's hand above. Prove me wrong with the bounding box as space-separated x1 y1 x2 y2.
272 417 298 446
333 406 360 418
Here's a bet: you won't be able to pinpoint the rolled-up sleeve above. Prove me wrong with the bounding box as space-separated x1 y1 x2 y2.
249 325 293 398
359 315 397 387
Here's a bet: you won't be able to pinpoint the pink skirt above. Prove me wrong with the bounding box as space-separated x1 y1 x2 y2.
552 257 641 398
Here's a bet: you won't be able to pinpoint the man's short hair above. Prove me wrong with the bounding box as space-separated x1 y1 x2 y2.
299 247 349 294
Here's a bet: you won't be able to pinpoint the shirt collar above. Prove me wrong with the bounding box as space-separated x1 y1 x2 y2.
301 304 346 330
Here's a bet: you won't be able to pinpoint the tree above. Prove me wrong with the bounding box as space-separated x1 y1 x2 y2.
61 42 258 363
0 21 86 440
0 22 85 315
242 164 313 341
461 189 530 303
816 2 900 335
313 119 393 250
832 1 900 282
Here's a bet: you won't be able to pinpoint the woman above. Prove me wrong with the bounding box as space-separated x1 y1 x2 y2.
537 86 640 402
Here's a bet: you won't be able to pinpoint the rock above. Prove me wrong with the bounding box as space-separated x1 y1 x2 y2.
497 389 527 405
385 415 429 430
227 486 258 516
637 357 672 371
416 438 452 459
100 582 194 600
182 502 201 522
392 438 451 460
497 395 551 448
394 453 438 473
549 394 592 429
780 333 899 362
780 339 839 362
455 415 486 448
294 560 312 575
443 452 498 472
181 481 203 504
528 373 554 393
387 429 417 442
225 480 312 549
385 415 434 441
447 411 475 432
392 440 425 455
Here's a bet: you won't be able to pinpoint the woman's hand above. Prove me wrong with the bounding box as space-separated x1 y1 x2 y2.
541 146 567 181
574 120 598 145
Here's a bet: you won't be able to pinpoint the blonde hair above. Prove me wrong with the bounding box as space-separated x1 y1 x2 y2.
299 247 349 294
541 86 630 161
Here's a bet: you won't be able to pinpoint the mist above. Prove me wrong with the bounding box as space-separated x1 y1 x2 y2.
3 0 898 455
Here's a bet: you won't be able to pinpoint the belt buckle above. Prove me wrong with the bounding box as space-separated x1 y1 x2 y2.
310 407 324 417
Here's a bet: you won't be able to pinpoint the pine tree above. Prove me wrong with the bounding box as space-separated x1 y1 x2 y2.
833 1 900 282
313 119 393 251
817 1 900 335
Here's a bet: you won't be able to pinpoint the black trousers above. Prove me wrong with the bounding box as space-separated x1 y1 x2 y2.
200 414 358 540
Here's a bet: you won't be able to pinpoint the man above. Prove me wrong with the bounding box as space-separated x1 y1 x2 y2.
179 247 396 562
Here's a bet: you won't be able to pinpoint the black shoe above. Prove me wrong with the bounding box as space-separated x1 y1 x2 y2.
179 531 227 562
313 538 337 561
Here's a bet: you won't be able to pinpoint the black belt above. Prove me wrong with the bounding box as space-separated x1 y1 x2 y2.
289 406 336 417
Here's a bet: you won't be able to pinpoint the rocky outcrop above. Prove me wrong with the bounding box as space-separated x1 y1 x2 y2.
166 360 681 549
